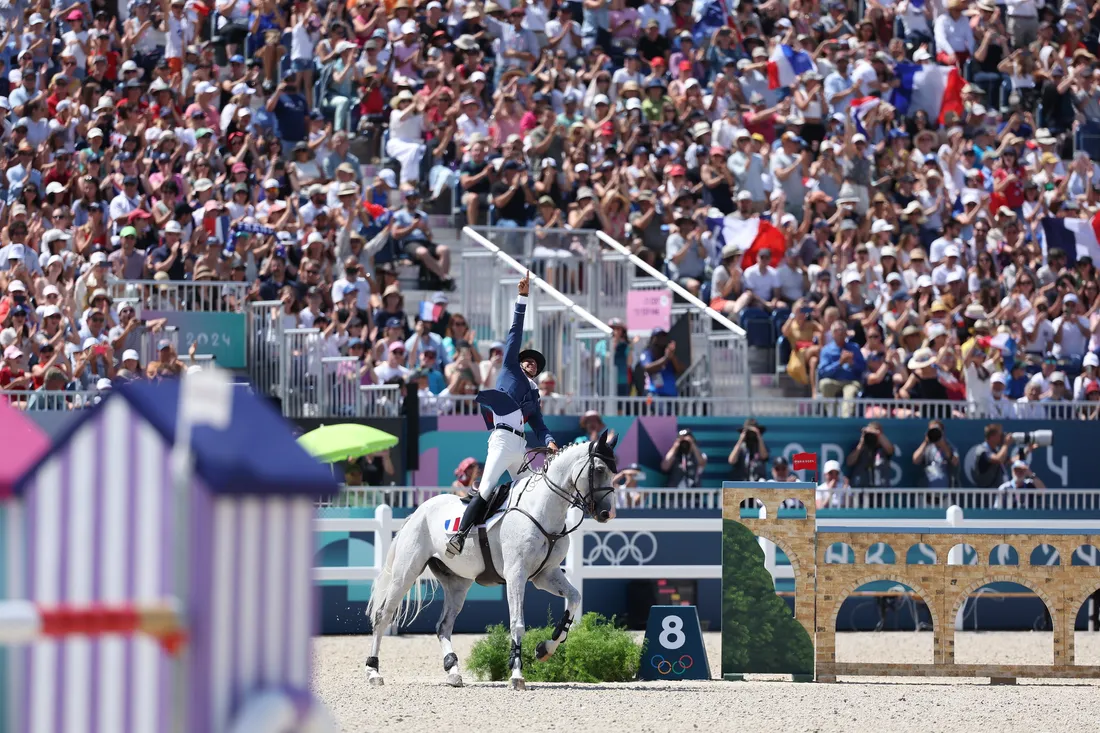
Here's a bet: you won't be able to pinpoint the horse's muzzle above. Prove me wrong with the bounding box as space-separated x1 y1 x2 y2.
596 510 611 523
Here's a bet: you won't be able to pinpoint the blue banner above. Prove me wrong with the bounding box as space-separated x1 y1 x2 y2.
414 414 1095 490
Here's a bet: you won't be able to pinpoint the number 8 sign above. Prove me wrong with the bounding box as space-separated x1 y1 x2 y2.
638 605 710 681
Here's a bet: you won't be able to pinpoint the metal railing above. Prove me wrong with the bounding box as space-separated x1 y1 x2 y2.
317 485 1100 513
1 390 102 410
108 280 249 312
461 227 612 395
398 393 1100 419
595 231 751 401
248 300 285 399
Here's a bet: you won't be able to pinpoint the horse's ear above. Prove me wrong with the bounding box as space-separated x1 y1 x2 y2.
596 428 608 447
607 430 618 449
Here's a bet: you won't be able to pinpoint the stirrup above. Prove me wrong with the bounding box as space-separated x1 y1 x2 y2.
445 532 466 557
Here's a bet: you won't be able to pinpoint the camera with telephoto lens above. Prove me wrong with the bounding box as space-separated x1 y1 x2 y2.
927 427 943 443
1009 430 1053 448
677 429 693 454
862 427 878 449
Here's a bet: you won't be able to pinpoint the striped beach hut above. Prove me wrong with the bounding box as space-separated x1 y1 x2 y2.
0 401 50 733
8 379 339 733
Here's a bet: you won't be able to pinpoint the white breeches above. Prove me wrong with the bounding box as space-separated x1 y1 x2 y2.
475 429 528 501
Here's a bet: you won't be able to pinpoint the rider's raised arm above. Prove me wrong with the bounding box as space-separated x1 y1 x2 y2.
504 294 527 365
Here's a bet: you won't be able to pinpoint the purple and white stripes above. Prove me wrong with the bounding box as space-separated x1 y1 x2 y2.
14 398 319 733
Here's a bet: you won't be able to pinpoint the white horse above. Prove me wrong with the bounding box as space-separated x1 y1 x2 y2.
365 431 619 690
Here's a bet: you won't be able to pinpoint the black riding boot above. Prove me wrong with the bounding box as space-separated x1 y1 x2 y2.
446 492 488 557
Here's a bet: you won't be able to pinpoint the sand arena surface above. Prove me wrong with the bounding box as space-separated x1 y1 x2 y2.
313 631 1100 733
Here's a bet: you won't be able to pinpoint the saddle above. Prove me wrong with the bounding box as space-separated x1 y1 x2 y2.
459 481 513 587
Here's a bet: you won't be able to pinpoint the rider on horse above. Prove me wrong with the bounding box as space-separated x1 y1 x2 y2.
446 271 558 558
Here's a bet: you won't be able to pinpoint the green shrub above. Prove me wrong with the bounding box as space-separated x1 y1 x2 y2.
466 612 643 683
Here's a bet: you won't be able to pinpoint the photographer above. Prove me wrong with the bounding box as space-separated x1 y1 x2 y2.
845 421 895 505
912 419 959 503
727 418 769 482
996 459 1046 510
661 428 707 489
971 423 1031 495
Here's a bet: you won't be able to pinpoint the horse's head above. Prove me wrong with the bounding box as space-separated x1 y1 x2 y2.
582 429 619 523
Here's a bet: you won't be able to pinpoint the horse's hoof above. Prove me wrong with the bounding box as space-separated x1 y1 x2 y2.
446 672 464 687
367 671 385 687
510 676 526 691
535 641 551 662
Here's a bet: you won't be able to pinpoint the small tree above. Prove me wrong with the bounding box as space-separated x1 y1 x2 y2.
722 519 814 675
467 612 643 683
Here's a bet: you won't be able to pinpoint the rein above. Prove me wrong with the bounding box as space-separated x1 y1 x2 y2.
505 448 615 579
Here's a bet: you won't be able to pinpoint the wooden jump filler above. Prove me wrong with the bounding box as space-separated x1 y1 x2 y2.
0 378 342 733
722 482 1100 683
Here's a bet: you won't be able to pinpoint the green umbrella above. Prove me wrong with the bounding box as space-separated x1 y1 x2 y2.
298 423 399 463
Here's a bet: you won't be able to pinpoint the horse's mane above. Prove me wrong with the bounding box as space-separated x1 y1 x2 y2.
538 437 616 476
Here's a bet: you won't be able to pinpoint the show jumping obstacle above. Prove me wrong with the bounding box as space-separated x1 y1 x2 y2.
0 379 341 733
723 481 1100 684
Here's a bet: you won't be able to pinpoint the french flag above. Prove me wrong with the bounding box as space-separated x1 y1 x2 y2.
890 63 965 126
767 44 816 90
1040 214 1100 266
713 214 787 268
849 96 880 136
444 515 462 532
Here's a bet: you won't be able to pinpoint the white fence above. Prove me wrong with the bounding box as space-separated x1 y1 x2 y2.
314 504 718 616
109 280 249 312
314 490 1100 617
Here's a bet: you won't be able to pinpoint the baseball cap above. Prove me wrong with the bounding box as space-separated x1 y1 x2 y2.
824 460 841 474
385 316 404 329
388 341 406 353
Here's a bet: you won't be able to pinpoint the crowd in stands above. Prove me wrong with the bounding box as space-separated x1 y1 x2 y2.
0 0 1099 416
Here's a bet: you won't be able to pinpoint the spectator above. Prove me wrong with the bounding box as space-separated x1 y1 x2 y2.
972 423 1022 490
727 418 769 482
816 459 852 508
912 419 960 492
817 320 866 409
661 428 707 489
612 464 646 509
770 456 798 483
1074 353 1100 400
845 422 896 501
638 328 683 398
996 459 1046 509
390 188 453 288
576 410 606 444
375 341 411 382
452 457 483 499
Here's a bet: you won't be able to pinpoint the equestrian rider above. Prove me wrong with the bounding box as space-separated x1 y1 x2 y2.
446 271 558 557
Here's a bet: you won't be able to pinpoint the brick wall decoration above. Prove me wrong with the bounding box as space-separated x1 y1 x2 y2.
722 483 1100 683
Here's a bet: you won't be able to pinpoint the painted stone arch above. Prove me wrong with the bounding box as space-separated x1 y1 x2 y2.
823 541 856 564
947 574 1062 664
752 528 813 637
822 571 943 663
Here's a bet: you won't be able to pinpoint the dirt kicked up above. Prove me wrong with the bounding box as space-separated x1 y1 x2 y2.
313 631 1100 733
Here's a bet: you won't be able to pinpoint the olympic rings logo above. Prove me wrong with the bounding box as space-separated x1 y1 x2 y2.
650 654 693 676
584 531 659 565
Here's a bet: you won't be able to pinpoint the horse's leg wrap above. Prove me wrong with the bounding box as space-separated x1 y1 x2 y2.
365 656 380 672
536 611 573 661
509 640 523 672
443 652 458 672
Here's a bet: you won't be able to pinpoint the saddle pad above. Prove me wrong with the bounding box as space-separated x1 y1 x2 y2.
442 506 507 534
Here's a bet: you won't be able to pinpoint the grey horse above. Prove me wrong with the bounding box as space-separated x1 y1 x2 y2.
365 431 618 689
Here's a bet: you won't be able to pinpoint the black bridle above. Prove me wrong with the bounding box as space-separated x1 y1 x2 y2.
505 442 617 579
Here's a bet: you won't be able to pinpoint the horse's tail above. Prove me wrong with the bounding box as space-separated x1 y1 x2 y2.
366 513 439 631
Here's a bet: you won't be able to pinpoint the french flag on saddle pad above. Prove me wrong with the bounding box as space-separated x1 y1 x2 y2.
1040 214 1100 266
444 515 463 532
767 44 816 90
